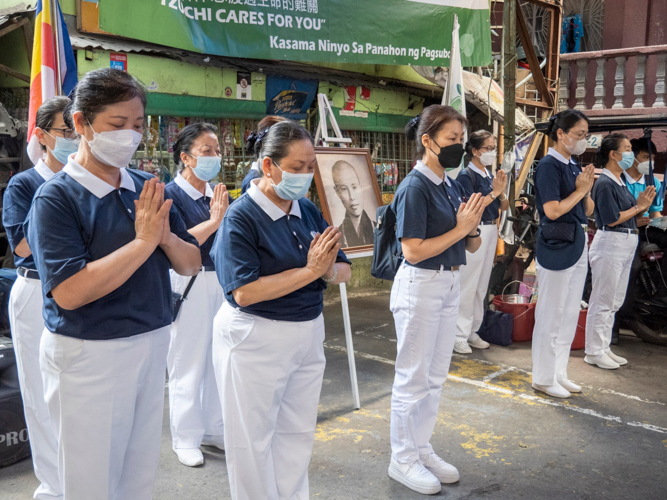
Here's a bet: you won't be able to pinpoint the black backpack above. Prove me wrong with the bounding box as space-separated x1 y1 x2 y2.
371 204 403 281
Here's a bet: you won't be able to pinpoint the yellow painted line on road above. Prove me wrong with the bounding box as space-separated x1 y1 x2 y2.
323 343 667 435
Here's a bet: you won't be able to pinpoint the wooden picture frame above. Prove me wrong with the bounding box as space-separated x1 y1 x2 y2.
313 147 383 254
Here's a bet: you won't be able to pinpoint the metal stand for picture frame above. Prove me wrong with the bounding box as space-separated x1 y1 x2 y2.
315 93 361 410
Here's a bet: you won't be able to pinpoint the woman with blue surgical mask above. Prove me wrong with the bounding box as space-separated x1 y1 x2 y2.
586 133 655 370
210 121 351 499
164 122 229 467
2 96 75 500
25 68 201 499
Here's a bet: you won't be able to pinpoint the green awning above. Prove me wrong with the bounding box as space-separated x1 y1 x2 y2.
146 93 267 119
332 109 411 134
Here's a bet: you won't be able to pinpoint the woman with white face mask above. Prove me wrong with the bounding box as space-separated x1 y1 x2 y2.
620 137 667 305
210 121 351 499
531 109 595 399
586 133 655 369
2 96 76 500
454 130 509 354
25 68 201 500
164 123 229 467
241 115 287 195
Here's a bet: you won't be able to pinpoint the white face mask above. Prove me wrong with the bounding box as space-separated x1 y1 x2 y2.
636 161 651 175
562 133 588 156
478 149 497 167
85 123 143 169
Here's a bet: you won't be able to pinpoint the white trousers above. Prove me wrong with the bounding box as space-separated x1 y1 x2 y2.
390 263 461 464
456 224 498 341
40 326 170 500
586 231 638 356
212 302 326 500
168 270 224 449
9 276 61 499
532 246 588 386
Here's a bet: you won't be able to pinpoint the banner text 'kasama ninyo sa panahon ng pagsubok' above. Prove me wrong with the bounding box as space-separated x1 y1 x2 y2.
98 0 491 67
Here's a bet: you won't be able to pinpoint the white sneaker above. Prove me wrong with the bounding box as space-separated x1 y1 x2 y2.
557 379 582 393
468 333 490 350
606 350 628 366
454 340 472 354
388 457 441 495
173 447 204 467
532 383 571 398
420 453 460 484
201 436 225 451
585 353 620 370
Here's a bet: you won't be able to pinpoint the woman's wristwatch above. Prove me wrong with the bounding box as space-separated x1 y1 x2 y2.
323 265 338 283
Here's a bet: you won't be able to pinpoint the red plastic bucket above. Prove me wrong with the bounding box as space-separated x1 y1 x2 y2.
492 295 536 342
571 309 587 350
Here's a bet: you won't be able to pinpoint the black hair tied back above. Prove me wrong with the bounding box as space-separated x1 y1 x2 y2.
245 131 259 156
406 115 421 140
253 127 272 156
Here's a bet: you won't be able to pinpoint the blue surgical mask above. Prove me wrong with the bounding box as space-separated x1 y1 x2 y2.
618 151 635 171
190 154 222 181
271 160 313 200
46 132 79 164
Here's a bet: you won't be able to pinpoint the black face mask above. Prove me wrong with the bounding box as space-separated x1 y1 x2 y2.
430 139 464 171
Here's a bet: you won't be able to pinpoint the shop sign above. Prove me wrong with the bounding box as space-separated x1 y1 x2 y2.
110 52 127 71
99 0 491 67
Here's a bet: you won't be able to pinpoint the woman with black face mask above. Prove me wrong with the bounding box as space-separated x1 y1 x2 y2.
387 105 485 496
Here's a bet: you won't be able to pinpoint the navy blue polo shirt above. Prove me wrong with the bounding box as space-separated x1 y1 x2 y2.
25 158 199 340
534 149 588 225
2 160 55 270
211 180 351 322
240 164 262 195
592 169 637 230
457 163 501 223
393 161 467 269
534 149 587 270
165 172 215 267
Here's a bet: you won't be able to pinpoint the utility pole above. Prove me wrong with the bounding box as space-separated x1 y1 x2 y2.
503 0 517 208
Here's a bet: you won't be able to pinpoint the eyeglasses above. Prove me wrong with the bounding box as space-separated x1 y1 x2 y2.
478 146 496 153
569 131 591 141
48 127 76 139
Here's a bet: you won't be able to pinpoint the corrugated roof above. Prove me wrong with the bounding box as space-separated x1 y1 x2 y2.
69 34 176 56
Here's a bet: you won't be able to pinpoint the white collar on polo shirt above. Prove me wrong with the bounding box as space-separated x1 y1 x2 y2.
467 162 490 178
251 161 260 172
35 159 56 182
622 171 645 185
175 171 213 200
63 157 136 198
602 168 625 187
247 179 301 221
547 147 577 165
414 160 452 186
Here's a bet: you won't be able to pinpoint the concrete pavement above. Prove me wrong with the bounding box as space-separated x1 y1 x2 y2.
1 291 666 499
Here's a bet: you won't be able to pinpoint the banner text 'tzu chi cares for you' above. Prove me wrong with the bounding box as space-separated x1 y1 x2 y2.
98 0 492 67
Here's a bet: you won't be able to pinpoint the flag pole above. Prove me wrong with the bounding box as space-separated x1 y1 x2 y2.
50 0 63 95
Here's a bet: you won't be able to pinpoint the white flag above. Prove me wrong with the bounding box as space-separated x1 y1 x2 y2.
443 14 467 176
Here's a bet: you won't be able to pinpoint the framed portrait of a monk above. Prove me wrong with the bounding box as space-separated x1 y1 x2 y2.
313 148 383 253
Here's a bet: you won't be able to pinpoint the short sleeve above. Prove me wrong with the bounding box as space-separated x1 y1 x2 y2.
25 195 89 296
395 185 429 240
312 205 352 266
169 204 198 247
2 182 33 251
456 171 474 198
594 183 622 227
536 161 563 204
212 214 262 295
651 178 664 212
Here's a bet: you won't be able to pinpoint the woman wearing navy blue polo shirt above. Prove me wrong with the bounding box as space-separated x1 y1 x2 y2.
531 109 595 399
164 122 229 467
26 68 201 500
388 105 485 496
586 133 655 369
3 96 76 500
454 129 509 354
211 120 351 500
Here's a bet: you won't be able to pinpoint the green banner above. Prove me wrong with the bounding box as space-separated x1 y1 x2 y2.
98 0 492 67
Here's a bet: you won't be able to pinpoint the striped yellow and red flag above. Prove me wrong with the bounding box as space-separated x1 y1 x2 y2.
27 0 77 164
